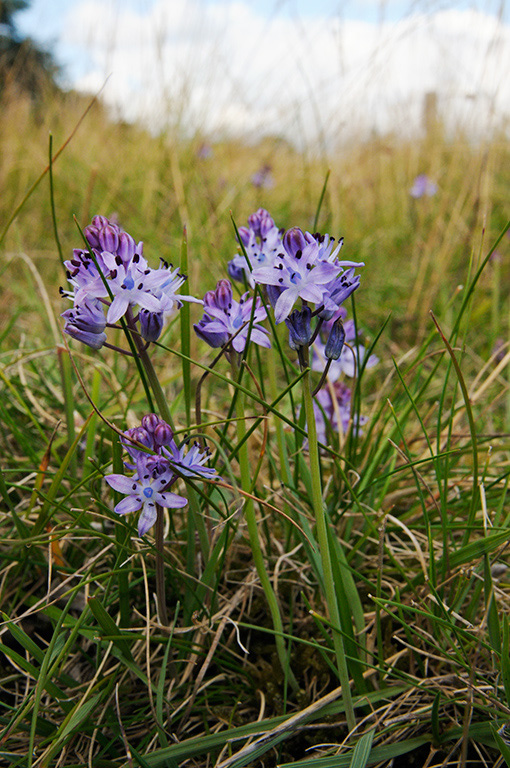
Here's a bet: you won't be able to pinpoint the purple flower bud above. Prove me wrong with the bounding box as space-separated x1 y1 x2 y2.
285 307 312 350
118 232 137 262
194 317 230 348
247 208 275 237
237 226 251 247
227 257 246 283
266 284 283 309
121 426 154 458
139 309 164 342
91 215 110 228
324 317 345 360
84 225 100 249
153 421 174 450
62 299 107 349
283 227 308 259
99 224 120 254
141 414 164 434
63 324 107 349
127 426 153 448
214 279 233 310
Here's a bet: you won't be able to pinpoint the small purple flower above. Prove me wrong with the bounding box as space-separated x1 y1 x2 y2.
194 279 270 353
61 298 107 350
105 454 187 537
228 209 283 285
162 441 218 479
105 415 217 536
251 164 274 189
410 174 438 198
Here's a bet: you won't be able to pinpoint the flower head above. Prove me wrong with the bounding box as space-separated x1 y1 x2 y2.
194 279 270 353
105 454 187 537
61 216 200 347
228 209 283 286
105 414 217 536
252 227 363 324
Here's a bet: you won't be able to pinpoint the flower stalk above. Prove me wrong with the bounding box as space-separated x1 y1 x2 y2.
300 346 356 731
231 357 299 692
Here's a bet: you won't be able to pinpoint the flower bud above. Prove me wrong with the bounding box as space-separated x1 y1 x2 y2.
153 422 174 450
324 318 345 360
139 309 164 342
283 227 308 259
141 414 164 434
285 307 312 350
99 224 120 254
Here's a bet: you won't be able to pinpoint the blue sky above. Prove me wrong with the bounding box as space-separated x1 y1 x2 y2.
14 0 510 145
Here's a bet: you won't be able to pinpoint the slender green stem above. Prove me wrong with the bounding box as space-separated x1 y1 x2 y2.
127 311 174 429
155 504 169 625
300 353 355 731
232 357 299 692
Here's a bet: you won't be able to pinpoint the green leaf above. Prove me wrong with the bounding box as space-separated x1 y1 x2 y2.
87 596 134 662
492 725 510 768
349 729 375 767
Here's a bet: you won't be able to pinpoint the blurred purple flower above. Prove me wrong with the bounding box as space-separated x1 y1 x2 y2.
197 142 213 159
251 163 274 189
410 174 438 198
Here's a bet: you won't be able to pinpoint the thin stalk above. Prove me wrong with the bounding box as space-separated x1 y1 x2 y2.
155 504 169 625
231 357 299 692
127 310 174 429
300 351 356 731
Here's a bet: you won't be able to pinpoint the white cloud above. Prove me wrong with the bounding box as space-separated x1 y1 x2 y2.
61 0 510 146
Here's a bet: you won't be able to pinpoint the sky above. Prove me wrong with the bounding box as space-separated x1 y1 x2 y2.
15 0 510 147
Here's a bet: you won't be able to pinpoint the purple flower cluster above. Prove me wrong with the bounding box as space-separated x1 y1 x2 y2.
105 414 217 536
61 215 199 349
228 208 284 286
252 227 363 324
226 209 364 361
194 279 270 353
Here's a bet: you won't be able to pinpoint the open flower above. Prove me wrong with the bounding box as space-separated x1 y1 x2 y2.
105 414 217 536
228 208 283 285
105 454 187 537
252 226 363 324
194 279 270 352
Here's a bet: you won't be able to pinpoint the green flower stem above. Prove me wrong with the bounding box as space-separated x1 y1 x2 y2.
155 503 169 625
137 341 176 431
300 353 356 731
126 310 175 430
232 357 299 692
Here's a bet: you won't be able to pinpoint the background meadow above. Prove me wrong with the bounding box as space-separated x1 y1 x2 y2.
1 1 510 766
